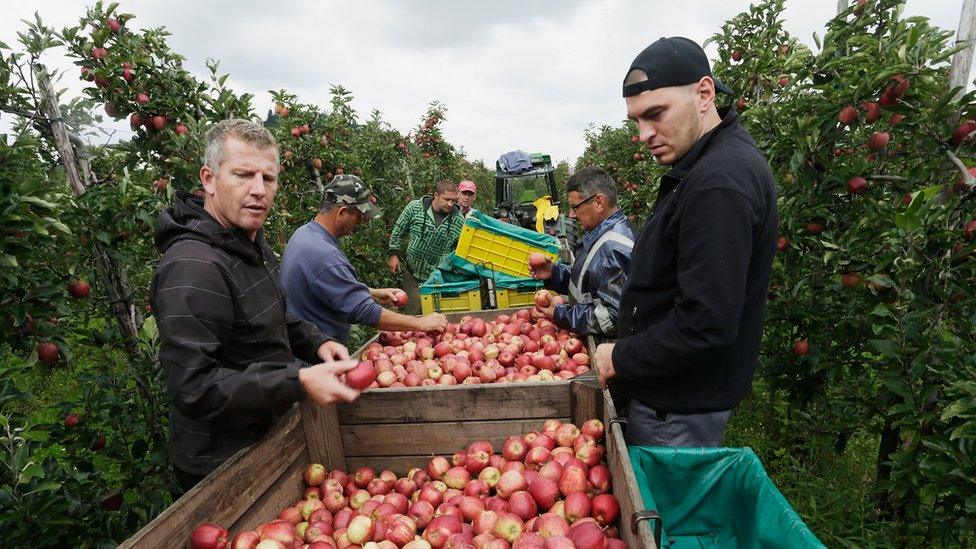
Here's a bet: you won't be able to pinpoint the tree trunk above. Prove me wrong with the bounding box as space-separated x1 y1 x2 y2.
874 416 901 516
33 63 142 342
949 0 976 104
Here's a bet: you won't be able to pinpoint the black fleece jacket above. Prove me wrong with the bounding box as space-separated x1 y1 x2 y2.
150 193 330 476
612 108 778 414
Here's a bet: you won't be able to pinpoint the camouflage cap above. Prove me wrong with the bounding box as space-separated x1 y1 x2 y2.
324 174 381 221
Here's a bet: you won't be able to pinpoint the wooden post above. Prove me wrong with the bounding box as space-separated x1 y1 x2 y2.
950 0 976 100
33 63 141 341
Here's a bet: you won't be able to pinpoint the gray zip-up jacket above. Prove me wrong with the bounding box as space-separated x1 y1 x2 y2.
150 193 330 476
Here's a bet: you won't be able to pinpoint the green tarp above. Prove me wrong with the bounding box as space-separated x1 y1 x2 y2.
628 447 824 549
419 268 480 295
437 253 542 291
464 210 561 255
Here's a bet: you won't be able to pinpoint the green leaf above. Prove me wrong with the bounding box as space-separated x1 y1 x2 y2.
43 217 71 235
0 254 17 267
24 481 61 495
19 196 56 209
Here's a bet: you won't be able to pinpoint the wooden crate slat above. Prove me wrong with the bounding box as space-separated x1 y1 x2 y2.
337 381 571 424
341 417 570 457
300 400 345 469
604 393 657 549
229 450 309 533
570 374 602 426
118 409 304 549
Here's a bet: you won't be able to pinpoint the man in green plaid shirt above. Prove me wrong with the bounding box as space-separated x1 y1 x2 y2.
387 180 466 314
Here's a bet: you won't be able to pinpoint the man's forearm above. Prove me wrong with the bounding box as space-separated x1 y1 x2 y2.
376 309 425 332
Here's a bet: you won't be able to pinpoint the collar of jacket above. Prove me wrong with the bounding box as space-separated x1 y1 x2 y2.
582 209 627 250
662 106 738 185
159 191 270 265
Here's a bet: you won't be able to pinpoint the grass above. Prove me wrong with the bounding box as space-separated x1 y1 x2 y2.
724 380 901 547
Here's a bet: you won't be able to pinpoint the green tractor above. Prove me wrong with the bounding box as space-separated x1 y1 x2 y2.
492 152 577 262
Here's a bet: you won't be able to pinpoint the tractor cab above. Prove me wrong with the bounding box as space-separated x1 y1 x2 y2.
493 152 576 262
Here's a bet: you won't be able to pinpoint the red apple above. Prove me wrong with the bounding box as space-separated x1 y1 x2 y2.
868 131 889 151
502 436 527 461
567 521 606 549
555 424 580 447
346 515 375 545
496 470 528 499
190 523 229 549
591 493 620 526
424 515 463 548
428 456 451 479
847 176 868 195
563 492 592 523
354 467 375 488
558 467 588 496
837 105 857 125
793 339 810 356
588 465 611 493
230 530 260 549
534 290 552 308
952 119 976 145
493 512 526 544
260 520 294 544
136 93 150 105
580 419 604 442
304 463 327 486
36 341 59 363
393 290 409 308
346 361 377 390
408 500 436 529
861 101 880 123
535 513 570 538
508 490 538 521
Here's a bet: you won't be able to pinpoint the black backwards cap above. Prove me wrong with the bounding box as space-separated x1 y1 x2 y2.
622 36 733 98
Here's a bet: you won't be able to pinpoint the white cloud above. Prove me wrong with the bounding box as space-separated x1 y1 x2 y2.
0 0 969 165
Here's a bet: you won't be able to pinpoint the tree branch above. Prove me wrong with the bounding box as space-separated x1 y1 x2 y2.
946 149 975 188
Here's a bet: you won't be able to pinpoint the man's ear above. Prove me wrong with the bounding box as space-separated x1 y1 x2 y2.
199 165 216 195
696 77 717 112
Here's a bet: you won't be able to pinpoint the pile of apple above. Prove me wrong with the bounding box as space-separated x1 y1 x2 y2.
343 309 590 390
189 418 625 548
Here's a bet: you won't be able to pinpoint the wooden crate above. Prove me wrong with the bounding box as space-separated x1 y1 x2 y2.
122 312 656 548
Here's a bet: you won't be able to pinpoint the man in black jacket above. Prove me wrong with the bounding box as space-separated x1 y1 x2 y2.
593 37 778 446
151 119 361 491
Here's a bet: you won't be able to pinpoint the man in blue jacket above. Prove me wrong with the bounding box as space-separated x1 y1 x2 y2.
528 166 634 338
593 37 778 447
280 175 448 344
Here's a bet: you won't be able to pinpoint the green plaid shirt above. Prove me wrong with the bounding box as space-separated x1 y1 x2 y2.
388 197 465 281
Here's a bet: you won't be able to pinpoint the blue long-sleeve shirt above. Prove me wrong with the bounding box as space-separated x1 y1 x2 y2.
280 221 383 344
544 209 635 336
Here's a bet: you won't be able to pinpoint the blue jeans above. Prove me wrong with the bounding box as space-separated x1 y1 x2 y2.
625 399 732 447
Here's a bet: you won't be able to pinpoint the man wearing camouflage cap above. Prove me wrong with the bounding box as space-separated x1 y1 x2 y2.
281 175 448 344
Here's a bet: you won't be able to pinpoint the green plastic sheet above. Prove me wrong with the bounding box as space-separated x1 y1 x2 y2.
628 446 824 548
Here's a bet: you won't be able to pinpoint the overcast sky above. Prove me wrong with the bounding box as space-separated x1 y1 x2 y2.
0 0 969 165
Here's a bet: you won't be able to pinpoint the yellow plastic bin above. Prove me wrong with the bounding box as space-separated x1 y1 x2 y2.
494 277 544 310
454 212 560 279
419 272 483 314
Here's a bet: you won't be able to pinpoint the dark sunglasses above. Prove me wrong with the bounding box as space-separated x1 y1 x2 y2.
568 194 600 212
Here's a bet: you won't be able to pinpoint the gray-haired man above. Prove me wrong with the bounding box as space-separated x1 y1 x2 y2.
151 119 361 491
